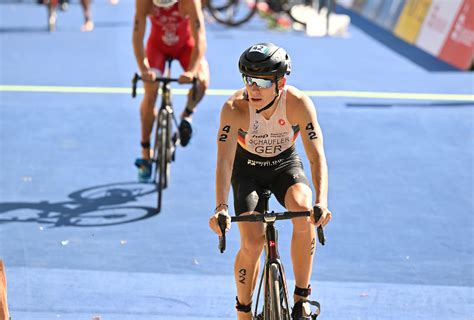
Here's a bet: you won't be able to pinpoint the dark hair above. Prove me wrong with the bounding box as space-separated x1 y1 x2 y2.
238 43 291 79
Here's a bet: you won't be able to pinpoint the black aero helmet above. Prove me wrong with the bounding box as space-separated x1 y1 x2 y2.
239 43 291 79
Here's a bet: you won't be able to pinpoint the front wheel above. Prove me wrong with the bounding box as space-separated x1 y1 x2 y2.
267 263 283 320
153 109 168 213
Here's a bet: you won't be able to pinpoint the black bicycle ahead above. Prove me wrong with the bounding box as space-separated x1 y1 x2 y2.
218 189 326 319
206 0 328 27
132 60 196 213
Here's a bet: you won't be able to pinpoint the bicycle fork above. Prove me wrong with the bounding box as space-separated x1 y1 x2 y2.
252 221 291 319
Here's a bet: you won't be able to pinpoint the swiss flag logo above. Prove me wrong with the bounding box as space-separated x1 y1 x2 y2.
278 119 286 126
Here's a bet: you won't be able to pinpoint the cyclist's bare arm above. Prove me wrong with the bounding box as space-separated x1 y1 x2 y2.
181 0 206 80
287 86 331 226
133 0 152 77
209 90 248 235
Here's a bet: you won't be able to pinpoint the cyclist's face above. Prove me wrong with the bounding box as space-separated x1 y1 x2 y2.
244 75 285 106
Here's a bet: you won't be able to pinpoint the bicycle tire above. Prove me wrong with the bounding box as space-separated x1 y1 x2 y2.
153 109 167 213
207 0 258 27
267 263 282 320
163 110 172 189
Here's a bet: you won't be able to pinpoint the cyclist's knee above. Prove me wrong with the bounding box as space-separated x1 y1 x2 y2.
143 82 158 98
285 184 312 208
240 236 264 259
141 91 157 107
292 212 313 233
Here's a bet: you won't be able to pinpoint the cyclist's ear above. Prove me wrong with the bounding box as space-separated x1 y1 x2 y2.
277 77 286 90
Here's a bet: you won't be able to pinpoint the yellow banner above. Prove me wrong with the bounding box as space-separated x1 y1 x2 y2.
394 0 432 43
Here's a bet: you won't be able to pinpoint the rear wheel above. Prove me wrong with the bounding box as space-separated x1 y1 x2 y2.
207 0 258 26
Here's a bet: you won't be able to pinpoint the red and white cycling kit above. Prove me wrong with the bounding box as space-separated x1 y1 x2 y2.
146 2 194 74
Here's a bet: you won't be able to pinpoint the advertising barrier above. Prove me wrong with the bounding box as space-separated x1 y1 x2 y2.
340 0 473 70
394 0 432 43
416 0 464 56
438 0 474 70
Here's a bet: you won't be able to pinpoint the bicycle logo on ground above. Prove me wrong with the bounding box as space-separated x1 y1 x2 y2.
0 182 158 227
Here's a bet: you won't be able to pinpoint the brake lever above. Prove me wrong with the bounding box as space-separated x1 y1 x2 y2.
217 214 228 253
132 73 140 98
313 205 326 246
191 77 198 101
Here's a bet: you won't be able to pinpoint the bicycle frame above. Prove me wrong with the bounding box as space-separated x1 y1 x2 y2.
257 189 292 319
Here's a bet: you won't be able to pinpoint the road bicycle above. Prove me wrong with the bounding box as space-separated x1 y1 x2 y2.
217 188 326 319
206 0 327 27
132 60 197 213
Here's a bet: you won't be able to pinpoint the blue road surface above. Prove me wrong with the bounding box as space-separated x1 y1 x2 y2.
1 1 473 319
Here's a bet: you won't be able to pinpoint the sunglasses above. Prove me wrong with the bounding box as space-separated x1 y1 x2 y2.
242 75 275 89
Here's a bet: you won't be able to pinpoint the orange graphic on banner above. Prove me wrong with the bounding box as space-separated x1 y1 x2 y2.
439 0 474 70
394 0 432 43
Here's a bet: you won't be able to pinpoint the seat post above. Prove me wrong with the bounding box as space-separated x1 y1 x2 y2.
262 188 271 213
166 58 173 78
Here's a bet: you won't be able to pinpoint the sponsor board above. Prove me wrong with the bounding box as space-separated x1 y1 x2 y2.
416 0 464 56
374 0 406 30
438 0 474 70
394 0 432 43
360 0 385 20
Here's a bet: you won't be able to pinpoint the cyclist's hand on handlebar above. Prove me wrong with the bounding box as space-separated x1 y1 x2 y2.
312 204 332 227
178 71 195 84
209 209 231 236
141 68 156 82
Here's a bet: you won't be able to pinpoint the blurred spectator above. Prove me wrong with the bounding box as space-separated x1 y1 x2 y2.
80 0 94 32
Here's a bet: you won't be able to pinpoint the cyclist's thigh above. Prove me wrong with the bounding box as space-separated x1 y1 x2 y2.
146 32 166 75
177 38 193 72
272 165 311 210
177 39 209 85
196 57 210 87
231 169 266 216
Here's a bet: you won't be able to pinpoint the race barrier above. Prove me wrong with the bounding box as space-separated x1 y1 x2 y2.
339 0 473 70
